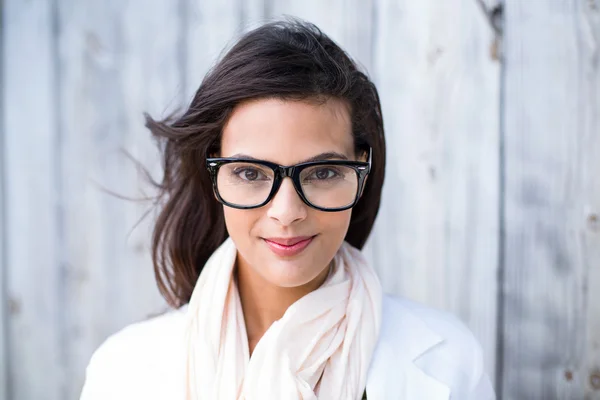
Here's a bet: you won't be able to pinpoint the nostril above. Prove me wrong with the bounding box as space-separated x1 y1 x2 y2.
266 180 309 224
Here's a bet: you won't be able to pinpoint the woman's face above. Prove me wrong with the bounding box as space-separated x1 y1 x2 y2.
220 97 356 289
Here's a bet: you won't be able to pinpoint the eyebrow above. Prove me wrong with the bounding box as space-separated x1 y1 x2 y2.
227 152 349 163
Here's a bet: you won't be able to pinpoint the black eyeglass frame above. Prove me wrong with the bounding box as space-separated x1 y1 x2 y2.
205 148 372 212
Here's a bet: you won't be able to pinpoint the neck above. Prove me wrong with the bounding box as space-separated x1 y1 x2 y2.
236 255 331 355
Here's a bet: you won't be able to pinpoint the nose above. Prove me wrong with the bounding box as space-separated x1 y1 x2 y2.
266 177 308 226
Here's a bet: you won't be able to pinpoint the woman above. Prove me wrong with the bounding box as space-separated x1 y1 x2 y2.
80 19 495 400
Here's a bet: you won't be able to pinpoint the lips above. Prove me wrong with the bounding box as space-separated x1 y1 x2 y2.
263 235 316 257
264 236 314 246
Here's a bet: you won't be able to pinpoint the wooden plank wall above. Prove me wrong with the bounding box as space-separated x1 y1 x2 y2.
1 1 599 399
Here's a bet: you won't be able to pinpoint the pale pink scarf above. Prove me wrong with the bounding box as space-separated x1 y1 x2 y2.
184 237 382 399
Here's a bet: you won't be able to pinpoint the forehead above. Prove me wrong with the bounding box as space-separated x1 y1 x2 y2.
220 98 354 163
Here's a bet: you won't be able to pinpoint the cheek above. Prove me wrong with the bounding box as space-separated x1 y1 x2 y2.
223 207 261 242
313 209 353 246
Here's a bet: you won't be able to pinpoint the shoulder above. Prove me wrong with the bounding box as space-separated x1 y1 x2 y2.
382 294 482 358
376 294 495 399
87 305 188 368
80 306 188 399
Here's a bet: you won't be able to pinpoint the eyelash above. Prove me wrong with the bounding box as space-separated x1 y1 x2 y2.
230 166 343 181
304 167 342 180
231 167 270 181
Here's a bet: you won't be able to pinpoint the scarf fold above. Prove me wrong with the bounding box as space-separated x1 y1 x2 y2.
185 237 382 400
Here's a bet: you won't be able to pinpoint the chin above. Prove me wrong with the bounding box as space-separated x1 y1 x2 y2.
263 255 324 288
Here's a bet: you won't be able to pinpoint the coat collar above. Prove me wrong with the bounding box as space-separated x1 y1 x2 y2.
365 295 451 400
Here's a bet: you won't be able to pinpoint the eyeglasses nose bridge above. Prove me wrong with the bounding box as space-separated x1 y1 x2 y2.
277 165 296 178
272 166 303 200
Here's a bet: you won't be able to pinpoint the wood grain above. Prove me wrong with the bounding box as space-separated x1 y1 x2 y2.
4 0 63 398
502 0 600 398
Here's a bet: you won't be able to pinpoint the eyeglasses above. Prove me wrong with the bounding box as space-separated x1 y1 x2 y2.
206 148 371 212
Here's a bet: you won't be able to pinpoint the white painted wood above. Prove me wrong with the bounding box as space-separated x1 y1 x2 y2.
571 4 600 397
502 1 600 399
53 1 178 398
269 0 375 73
3 0 63 399
0 193 6 400
0 1 7 397
238 0 270 32
370 0 500 383
183 0 244 103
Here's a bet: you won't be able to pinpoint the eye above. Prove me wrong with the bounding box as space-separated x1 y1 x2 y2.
233 167 268 181
309 167 340 180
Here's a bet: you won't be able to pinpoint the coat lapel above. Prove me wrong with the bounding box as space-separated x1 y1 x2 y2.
365 296 450 400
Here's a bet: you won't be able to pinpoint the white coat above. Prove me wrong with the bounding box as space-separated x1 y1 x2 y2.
80 295 495 399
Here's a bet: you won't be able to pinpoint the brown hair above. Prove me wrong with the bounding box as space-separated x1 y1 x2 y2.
145 18 386 308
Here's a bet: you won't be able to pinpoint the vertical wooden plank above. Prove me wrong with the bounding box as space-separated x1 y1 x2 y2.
3 0 63 399
0 0 8 397
371 0 500 382
118 0 181 325
54 1 180 398
572 5 600 398
502 0 600 398
183 0 244 102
